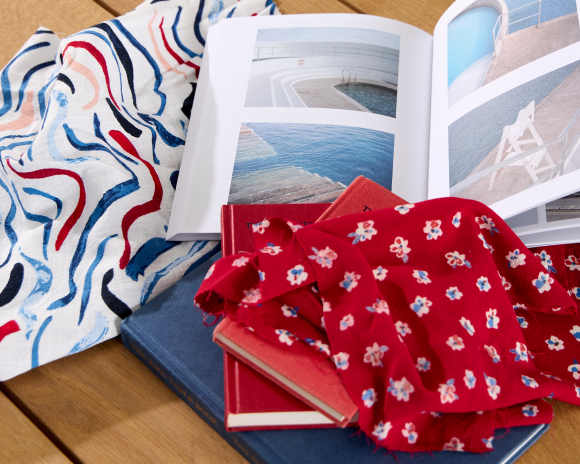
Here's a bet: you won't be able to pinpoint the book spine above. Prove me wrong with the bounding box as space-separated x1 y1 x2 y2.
221 205 233 257
121 325 271 464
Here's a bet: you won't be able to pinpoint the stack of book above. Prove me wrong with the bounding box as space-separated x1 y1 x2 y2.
122 177 549 464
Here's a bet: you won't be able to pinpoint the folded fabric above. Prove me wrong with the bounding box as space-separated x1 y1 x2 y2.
0 0 278 381
195 198 580 453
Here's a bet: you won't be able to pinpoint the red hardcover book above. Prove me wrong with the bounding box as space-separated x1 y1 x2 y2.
215 318 358 428
218 182 406 431
316 176 406 222
221 203 330 256
224 351 344 431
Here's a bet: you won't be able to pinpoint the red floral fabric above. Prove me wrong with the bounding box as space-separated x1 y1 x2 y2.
195 198 580 453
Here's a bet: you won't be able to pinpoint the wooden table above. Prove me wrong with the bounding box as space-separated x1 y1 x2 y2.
1 0 579 462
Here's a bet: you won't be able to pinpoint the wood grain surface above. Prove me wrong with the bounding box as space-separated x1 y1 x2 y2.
2 340 246 464
2 0 580 463
0 390 71 464
0 0 113 69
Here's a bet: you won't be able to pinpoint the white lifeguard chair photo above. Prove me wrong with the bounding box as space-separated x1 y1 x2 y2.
488 101 556 190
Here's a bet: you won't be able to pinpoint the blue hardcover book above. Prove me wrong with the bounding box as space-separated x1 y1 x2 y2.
121 251 548 464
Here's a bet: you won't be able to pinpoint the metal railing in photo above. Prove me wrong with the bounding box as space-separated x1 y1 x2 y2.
342 68 357 84
492 0 541 55
253 46 399 65
449 108 580 196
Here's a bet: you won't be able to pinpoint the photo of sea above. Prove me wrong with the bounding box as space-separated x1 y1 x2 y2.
448 59 580 206
228 122 394 204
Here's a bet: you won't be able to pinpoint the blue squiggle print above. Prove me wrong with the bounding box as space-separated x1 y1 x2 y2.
79 234 117 324
125 237 180 281
69 310 109 354
112 20 166 116
19 252 53 339
46 91 96 164
38 75 57 122
0 41 51 118
15 60 55 112
0 177 17 268
12 183 54 261
194 0 207 47
208 0 225 24
31 316 52 368
23 187 62 219
72 30 125 103
138 113 184 147
122 106 159 164
47 117 140 312
140 240 210 305
172 7 199 58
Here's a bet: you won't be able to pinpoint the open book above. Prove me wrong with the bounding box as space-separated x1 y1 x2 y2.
167 0 580 245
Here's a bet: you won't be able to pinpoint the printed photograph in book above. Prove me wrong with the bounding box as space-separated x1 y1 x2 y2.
228 123 394 204
245 27 400 117
507 190 580 226
448 0 579 107
448 58 580 205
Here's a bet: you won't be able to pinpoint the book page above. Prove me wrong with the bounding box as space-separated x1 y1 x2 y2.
429 0 580 231
168 14 433 239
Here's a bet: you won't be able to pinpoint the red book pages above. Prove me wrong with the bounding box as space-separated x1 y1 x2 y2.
316 176 406 222
215 317 358 428
224 352 342 431
221 203 330 256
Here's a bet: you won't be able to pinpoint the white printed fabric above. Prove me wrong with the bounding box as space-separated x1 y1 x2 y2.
0 0 279 380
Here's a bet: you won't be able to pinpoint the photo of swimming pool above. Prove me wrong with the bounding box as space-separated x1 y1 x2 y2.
448 6 499 86
335 83 397 117
447 0 579 107
228 123 394 204
245 27 400 114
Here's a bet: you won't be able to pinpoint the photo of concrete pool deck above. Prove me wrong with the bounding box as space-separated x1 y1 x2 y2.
245 27 400 117
450 60 580 205
448 0 579 107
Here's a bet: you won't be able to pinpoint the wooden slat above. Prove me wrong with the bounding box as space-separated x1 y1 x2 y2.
97 0 357 17
2 340 246 464
0 390 71 464
277 0 356 15
94 0 141 16
519 400 580 464
0 0 114 69
341 0 455 34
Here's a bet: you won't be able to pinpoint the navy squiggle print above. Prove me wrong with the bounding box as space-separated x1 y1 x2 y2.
112 19 166 115
79 234 117 324
0 41 51 118
0 177 18 268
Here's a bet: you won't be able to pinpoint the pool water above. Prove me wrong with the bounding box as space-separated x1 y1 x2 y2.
448 6 499 86
334 83 397 118
233 123 394 190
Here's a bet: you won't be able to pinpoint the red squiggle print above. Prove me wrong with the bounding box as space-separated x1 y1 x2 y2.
159 18 200 78
7 159 86 251
63 41 120 110
109 130 163 269
0 320 20 344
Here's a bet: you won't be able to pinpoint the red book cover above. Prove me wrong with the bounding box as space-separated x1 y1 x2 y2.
221 203 330 257
224 352 342 431
316 176 406 222
218 183 406 431
215 318 358 428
